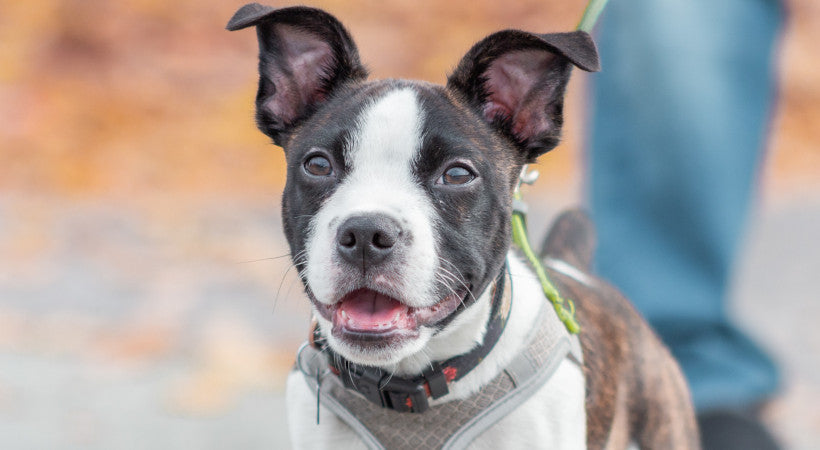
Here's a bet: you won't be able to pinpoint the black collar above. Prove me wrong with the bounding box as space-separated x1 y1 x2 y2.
310 264 511 413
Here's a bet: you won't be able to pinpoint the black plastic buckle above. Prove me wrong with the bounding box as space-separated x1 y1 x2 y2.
340 365 429 413
339 365 385 406
422 362 449 399
380 375 429 413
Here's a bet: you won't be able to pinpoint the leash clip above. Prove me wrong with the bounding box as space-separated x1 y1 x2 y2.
513 165 539 215
519 166 540 186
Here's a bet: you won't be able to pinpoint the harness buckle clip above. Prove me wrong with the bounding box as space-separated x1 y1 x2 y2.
340 365 385 407
339 364 430 413
381 376 429 413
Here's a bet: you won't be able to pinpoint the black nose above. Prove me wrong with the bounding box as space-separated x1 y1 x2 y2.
336 214 402 268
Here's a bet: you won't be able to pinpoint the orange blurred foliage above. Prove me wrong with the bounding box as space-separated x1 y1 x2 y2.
0 0 817 199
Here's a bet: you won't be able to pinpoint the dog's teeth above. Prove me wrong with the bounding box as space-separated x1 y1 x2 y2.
341 310 348 320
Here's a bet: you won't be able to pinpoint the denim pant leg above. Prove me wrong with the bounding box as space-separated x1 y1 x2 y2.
588 0 783 411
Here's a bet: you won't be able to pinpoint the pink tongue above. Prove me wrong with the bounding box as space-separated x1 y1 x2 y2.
339 289 407 330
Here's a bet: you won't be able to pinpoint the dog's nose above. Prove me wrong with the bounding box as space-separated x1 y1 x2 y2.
336 214 402 267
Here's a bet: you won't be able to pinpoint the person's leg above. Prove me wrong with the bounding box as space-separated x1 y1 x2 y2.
588 0 783 411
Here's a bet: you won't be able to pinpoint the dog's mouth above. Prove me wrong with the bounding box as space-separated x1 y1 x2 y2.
313 288 467 340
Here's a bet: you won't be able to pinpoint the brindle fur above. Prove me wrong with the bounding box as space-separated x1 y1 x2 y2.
542 210 700 449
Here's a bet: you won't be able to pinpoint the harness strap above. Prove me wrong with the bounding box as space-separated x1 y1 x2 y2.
444 335 579 449
543 256 599 289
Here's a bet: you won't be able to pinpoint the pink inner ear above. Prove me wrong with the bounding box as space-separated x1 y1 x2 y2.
262 24 335 123
483 50 556 141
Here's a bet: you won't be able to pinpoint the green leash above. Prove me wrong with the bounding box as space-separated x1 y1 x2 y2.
511 167 580 334
576 0 610 33
509 0 609 335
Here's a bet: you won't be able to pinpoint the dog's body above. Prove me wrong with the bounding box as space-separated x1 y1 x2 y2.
228 3 698 449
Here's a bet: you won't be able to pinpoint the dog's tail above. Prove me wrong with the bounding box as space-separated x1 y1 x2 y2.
539 208 596 271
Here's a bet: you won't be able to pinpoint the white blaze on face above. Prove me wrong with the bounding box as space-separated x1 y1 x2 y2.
305 87 439 307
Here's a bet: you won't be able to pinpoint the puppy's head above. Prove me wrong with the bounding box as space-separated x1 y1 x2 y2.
228 4 598 367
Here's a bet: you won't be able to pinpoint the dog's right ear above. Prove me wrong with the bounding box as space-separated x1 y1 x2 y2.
227 3 368 145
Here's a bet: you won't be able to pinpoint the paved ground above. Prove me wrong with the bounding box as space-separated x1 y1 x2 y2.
0 192 817 449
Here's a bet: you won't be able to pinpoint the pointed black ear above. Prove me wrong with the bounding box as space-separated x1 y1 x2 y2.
227 3 368 145
447 30 599 161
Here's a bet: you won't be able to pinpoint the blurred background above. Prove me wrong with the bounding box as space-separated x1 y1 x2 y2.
1 0 818 448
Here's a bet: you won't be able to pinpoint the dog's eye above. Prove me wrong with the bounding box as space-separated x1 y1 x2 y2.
439 165 475 185
304 155 333 177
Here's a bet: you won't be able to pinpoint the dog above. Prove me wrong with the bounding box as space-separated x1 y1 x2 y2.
227 3 699 449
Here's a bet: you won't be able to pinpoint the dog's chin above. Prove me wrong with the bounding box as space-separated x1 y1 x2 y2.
311 287 467 366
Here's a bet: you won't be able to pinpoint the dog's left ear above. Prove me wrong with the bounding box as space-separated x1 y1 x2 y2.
447 30 599 161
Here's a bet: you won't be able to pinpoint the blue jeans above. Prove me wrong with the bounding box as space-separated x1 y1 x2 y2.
588 0 783 411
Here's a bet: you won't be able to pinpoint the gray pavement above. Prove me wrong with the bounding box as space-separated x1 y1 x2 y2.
0 193 817 449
